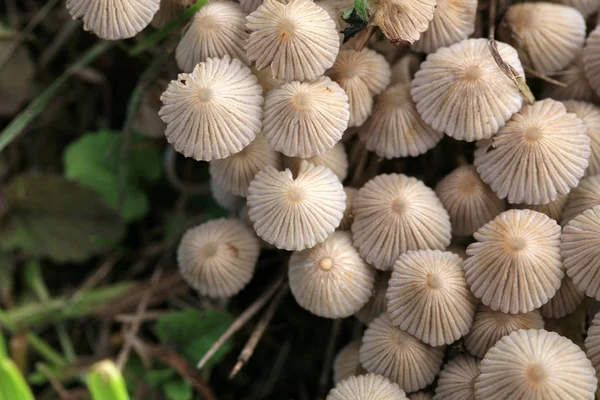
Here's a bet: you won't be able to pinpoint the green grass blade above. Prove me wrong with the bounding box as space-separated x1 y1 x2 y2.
0 359 35 400
87 360 130 400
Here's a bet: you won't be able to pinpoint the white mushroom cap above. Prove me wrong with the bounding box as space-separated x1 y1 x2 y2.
326 374 407 400
355 271 391 325
540 276 584 319
560 174 600 226
333 341 362 384
434 354 479 400
585 26 600 96
550 0 600 17
517 194 568 222
542 52 598 102
369 0 437 44
585 311 600 398
563 101 600 177
283 142 349 182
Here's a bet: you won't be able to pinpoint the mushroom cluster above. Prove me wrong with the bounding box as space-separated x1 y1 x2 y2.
68 0 600 397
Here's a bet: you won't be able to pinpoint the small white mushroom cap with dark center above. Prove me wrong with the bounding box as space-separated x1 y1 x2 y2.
177 219 260 298
475 329 597 400
283 142 348 182
326 373 407 400
159 56 264 161
560 174 600 226
434 354 479 400
540 276 584 319
333 341 362 384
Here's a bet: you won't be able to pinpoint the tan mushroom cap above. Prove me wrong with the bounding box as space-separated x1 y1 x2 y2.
517 194 568 222
387 250 476 346
247 161 346 251
339 187 358 231
326 49 391 127
240 0 263 13
411 38 524 142
434 354 479 400
367 0 437 44
359 83 443 159
177 219 260 298
391 53 421 85
474 99 590 205
209 136 282 197
263 76 349 158
412 0 477 54
562 206 600 300
66 0 160 40
159 56 264 161
283 142 348 182
252 65 283 94
585 311 600 398
585 26 600 96
540 276 584 319
464 209 563 314
560 175 600 226
151 0 186 28
317 0 353 31
175 1 248 72
355 271 391 324
563 101 600 177
289 231 376 318
246 0 340 82
359 313 445 392
352 173 451 271
210 179 245 211
326 373 407 400
333 341 362 384
475 329 597 400
464 304 545 359
550 0 600 16
498 3 585 74
542 52 599 103
435 165 505 236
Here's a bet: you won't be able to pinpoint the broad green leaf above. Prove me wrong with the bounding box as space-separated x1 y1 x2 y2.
163 378 192 400
155 309 234 367
144 368 174 386
63 130 162 222
0 173 125 262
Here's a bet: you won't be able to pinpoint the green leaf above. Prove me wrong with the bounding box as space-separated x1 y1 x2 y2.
155 309 234 367
163 378 192 400
144 368 174 387
63 130 162 222
0 173 125 262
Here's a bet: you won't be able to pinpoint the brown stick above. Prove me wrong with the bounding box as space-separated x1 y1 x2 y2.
488 39 535 104
523 65 568 87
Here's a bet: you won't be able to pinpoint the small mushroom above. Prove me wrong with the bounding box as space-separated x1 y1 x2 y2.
517 194 568 222
434 354 479 400
563 101 600 177
540 276 584 319
151 0 186 28
283 142 349 182
365 0 437 44
326 373 407 400
333 341 362 384
542 52 598 102
210 179 245 211
560 174 600 226
240 0 263 13
390 53 421 85
355 271 391 324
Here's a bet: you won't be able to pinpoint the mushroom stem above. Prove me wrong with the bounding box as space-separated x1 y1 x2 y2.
354 25 376 52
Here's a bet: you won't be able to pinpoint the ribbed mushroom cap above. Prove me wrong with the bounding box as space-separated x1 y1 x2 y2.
360 313 445 392
246 0 340 82
317 0 353 31
464 305 545 359
177 219 260 298
247 161 346 250
326 373 407 400
409 392 432 400
464 209 563 314
367 0 437 44
209 136 282 197
283 142 348 182
585 311 600 398
542 52 599 103
517 194 568 222
339 187 358 231
391 54 421 85
66 0 160 40
387 250 476 346
175 1 248 72
562 206 600 300
475 329 597 400
355 271 391 324
210 179 245 211
241 0 263 13
435 165 505 236
474 99 590 205
434 354 479 400
412 0 477 54
560 175 600 226
359 83 443 159
326 49 391 127
550 0 600 16
263 76 349 158
352 174 451 271
411 38 524 142
563 101 600 177
540 276 584 319
151 0 186 28
289 231 376 318
584 26 600 96
498 3 585 74
159 56 263 161
333 341 362 384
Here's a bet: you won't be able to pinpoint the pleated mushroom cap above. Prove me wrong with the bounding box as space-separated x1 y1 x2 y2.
339 187 358 231
360 313 445 392
333 341 362 384
175 1 248 72
247 161 346 250
464 209 563 314
560 175 600 226
263 76 349 158
159 56 263 161
368 0 437 44
355 271 391 324
66 0 160 40
387 250 476 346
283 142 348 182
433 354 479 400
326 49 391 127
241 0 263 13
550 0 600 17
209 136 282 197
585 311 600 398
435 165 505 236
563 101 600 177
359 83 443 159
326 373 407 400
584 26 600 96
517 194 568 222
352 174 452 271
177 219 260 298
391 54 421 85
475 329 597 400
464 304 545 359
542 52 599 103
151 0 186 28
498 3 585 74
474 99 590 205
412 0 477 54
210 179 245 211
289 231 376 318
562 205 600 300
540 276 584 319
411 38 524 142
246 0 340 82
